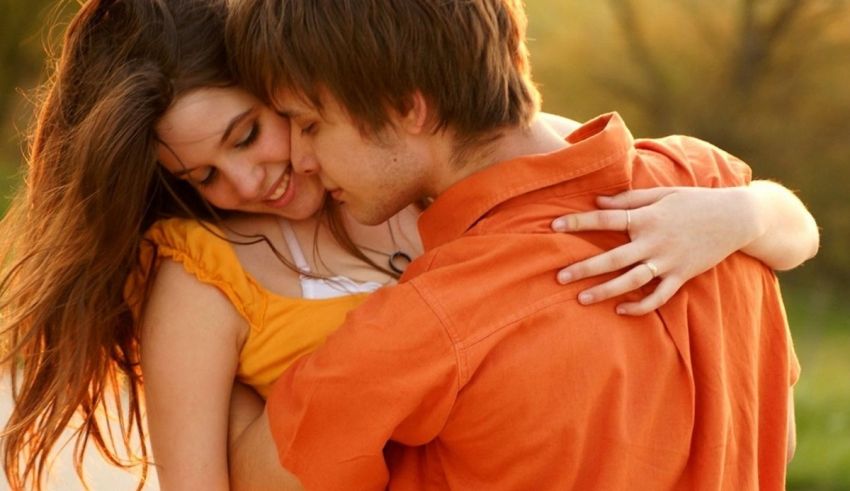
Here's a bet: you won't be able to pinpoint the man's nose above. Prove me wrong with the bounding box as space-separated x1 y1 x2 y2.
291 129 319 176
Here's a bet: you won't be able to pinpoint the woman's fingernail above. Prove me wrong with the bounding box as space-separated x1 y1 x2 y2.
552 219 567 232
553 216 578 232
558 271 573 284
616 306 626 315
579 292 594 304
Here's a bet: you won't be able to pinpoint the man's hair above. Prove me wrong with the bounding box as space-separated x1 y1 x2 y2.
227 0 541 149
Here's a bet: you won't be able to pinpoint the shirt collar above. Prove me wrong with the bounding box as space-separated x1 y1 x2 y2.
418 112 635 251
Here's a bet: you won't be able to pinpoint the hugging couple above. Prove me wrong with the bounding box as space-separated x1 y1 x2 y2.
1 0 814 490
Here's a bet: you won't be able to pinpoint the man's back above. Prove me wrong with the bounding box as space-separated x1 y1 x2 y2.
267 114 796 490
395 230 791 489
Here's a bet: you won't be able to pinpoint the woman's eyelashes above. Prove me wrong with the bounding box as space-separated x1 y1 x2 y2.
197 167 218 187
191 118 260 188
194 121 260 188
235 121 261 148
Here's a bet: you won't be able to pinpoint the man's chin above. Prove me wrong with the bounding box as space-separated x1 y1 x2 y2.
344 202 396 226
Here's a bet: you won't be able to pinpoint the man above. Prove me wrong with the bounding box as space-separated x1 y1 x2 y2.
225 0 800 489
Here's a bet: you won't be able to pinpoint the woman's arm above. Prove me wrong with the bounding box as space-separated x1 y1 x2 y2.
141 260 246 490
228 388 304 491
551 181 819 315
787 390 797 464
539 112 582 137
738 180 819 270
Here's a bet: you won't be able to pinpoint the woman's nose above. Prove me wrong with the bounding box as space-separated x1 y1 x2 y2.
230 161 266 200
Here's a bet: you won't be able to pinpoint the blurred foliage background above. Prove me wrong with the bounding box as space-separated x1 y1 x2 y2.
0 0 847 489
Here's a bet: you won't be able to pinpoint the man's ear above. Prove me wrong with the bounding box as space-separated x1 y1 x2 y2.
397 91 430 135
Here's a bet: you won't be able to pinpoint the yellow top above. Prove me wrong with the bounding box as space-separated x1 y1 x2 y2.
126 218 369 398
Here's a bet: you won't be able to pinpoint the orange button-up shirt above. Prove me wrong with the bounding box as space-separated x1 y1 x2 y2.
267 113 798 490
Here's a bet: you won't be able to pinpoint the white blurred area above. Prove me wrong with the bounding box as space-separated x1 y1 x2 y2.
1 377 159 490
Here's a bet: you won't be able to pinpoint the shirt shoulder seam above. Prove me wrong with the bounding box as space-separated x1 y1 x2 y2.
408 270 468 386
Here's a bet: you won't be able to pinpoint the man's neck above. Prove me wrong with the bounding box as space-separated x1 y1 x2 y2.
427 115 570 197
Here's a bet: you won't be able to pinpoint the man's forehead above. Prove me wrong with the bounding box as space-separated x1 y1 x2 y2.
271 88 319 116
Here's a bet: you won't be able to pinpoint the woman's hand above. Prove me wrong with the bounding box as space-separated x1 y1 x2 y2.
551 185 777 316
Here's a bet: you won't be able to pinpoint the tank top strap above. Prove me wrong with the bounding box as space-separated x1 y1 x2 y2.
278 219 312 274
276 218 385 300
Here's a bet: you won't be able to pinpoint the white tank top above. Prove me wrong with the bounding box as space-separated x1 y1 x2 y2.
279 219 384 300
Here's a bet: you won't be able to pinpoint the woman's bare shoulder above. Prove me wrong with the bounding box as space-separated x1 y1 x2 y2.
143 258 248 347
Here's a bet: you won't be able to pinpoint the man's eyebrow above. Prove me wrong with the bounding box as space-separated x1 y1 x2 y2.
276 107 303 119
220 106 256 144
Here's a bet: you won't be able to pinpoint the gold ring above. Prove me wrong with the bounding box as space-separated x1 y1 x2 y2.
644 261 659 278
625 209 631 233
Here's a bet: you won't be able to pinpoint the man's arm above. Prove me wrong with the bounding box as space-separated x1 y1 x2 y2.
228 286 457 489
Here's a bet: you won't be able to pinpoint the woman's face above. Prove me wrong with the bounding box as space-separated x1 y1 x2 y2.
155 86 326 220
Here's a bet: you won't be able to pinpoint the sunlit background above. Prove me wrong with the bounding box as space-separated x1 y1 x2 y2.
1 0 848 489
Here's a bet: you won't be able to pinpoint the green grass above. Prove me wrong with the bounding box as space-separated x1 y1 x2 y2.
784 284 850 490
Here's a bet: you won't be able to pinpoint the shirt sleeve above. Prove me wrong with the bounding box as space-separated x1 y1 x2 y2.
634 135 753 188
265 283 459 490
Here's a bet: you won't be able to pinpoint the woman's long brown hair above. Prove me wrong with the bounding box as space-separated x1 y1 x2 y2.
0 0 394 489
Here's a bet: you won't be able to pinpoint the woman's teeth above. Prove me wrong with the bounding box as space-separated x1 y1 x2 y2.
267 169 292 201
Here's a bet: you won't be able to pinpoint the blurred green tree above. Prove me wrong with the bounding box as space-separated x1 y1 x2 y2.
0 0 47 121
1 0 76 213
0 0 74 160
0 0 56 139
528 0 850 286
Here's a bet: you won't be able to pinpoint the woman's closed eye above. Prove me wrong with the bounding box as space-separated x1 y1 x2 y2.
196 167 218 187
235 122 261 149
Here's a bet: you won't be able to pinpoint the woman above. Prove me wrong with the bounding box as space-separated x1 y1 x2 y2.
0 0 817 490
